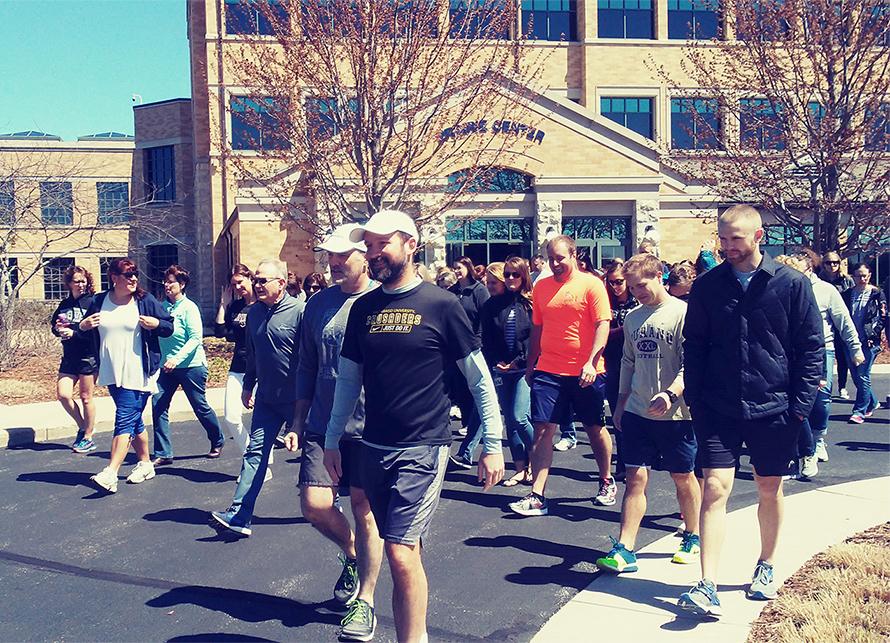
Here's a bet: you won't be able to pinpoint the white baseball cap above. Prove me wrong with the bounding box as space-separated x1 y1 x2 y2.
315 223 367 254
348 209 419 243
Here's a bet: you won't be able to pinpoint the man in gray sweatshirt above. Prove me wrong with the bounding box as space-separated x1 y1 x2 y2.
211 259 304 537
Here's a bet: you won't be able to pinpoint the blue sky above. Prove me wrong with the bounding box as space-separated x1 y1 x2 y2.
0 0 191 140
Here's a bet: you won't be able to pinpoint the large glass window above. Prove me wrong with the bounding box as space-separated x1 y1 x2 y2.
2 258 18 298
601 97 654 139
97 182 130 225
43 257 74 300
597 0 653 38
445 218 534 265
736 0 789 41
225 0 288 35
739 99 785 150
866 3 890 46
865 103 889 152
446 167 535 193
450 0 510 39
671 98 720 149
40 182 73 226
231 96 290 150
144 146 175 202
562 216 631 267
147 244 179 298
99 256 126 292
522 0 577 41
306 97 359 140
668 0 719 39
0 181 14 227
762 224 813 256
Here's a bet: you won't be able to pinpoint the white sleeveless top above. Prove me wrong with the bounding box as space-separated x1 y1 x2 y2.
97 296 158 393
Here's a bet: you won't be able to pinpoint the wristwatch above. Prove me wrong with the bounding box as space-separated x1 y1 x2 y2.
663 390 678 404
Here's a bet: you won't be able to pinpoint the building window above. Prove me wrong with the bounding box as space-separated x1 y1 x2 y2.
866 3 890 46
147 245 179 298
225 0 288 35
562 216 631 267
97 182 130 225
762 224 813 257
43 257 74 300
601 97 654 139
671 98 720 149
739 99 785 150
40 182 73 226
522 0 577 41
144 146 176 202
0 181 14 227
99 256 126 292
736 0 790 41
445 218 534 265
865 103 889 152
231 96 290 151
668 0 719 39
446 167 535 193
2 258 19 298
597 0 653 39
449 0 511 39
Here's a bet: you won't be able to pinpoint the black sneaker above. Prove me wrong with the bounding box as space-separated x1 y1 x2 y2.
448 454 473 470
333 554 360 605
339 598 376 641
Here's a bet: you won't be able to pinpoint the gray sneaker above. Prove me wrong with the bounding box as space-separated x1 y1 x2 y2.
339 598 376 641
678 578 722 618
333 554 360 605
126 460 156 484
90 467 118 494
747 560 778 600
814 439 829 462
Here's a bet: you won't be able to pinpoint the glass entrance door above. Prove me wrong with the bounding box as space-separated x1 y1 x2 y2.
445 218 534 266
563 216 631 269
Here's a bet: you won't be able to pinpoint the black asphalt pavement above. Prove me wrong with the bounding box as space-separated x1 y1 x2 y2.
1 401 887 642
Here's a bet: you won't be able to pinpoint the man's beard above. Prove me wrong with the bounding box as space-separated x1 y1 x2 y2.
370 255 409 285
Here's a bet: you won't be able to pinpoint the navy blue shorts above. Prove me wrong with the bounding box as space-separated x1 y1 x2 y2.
531 370 606 427
299 433 362 493
621 411 696 473
692 405 800 477
360 443 449 545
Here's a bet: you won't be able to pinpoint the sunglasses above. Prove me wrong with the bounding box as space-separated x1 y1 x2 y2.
825 260 840 265
252 277 280 285
504 271 521 279
117 270 139 279
608 279 625 286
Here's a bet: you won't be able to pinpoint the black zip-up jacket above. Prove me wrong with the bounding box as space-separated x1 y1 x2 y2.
50 293 96 362
683 253 824 420
449 280 489 337
842 286 887 350
80 291 174 379
479 292 532 370
214 298 253 373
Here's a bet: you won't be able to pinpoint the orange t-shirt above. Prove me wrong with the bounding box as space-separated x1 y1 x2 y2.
532 271 612 376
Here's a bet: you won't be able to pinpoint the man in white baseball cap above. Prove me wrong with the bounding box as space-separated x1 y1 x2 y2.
349 209 419 243
316 222 368 254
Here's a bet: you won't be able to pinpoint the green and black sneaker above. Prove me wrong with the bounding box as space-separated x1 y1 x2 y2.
333 554 360 605
595 536 638 573
339 598 376 642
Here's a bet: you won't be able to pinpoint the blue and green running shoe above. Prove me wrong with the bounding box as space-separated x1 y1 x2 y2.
678 578 722 618
595 536 638 573
672 531 701 564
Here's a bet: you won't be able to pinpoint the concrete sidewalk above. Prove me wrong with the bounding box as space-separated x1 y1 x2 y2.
0 388 227 448
534 476 890 642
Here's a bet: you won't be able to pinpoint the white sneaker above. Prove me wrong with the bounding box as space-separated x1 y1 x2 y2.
450 405 462 421
814 440 829 462
839 388 850 400
126 460 156 484
91 467 118 493
800 456 818 478
553 437 577 452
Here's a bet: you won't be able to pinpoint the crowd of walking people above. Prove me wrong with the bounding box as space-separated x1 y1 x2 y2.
49 205 888 641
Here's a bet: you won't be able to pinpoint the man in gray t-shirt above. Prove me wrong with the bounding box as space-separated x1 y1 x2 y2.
283 225 383 642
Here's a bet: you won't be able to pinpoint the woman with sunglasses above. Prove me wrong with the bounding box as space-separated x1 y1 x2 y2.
478 259 536 486
842 263 887 424
302 272 328 300
51 265 99 453
603 260 639 481
78 258 174 493
820 252 855 399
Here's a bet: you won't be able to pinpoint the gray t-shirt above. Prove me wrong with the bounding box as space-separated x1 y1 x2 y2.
619 296 690 421
733 267 757 291
295 282 377 439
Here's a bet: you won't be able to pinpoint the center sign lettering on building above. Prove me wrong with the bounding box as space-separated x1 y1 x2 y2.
440 118 546 144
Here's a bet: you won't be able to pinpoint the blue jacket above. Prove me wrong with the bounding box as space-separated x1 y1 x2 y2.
81 291 175 378
683 253 824 420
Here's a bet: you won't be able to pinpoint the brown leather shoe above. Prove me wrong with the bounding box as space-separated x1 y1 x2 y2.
207 445 223 459
151 456 174 466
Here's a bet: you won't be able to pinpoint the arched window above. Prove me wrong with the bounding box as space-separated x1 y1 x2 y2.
446 167 535 193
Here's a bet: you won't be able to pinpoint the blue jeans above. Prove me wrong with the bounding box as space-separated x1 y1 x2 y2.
799 350 834 456
227 400 293 528
108 385 151 437
151 365 224 458
456 407 482 460
850 345 880 416
493 371 534 465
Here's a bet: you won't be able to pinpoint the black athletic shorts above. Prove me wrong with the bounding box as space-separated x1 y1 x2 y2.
298 433 363 493
360 443 449 545
692 405 800 477
621 411 696 474
531 370 606 427
59 355 98 377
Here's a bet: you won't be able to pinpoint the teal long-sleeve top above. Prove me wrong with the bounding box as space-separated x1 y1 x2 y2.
159 295 207 369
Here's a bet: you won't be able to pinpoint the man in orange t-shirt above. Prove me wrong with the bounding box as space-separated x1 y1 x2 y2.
509 235 615 517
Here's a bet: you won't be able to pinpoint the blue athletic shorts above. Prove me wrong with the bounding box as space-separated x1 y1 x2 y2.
298 433 362 494
621 411 696 473
531 370 606 427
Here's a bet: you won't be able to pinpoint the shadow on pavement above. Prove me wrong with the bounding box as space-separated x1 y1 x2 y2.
168 635 277 642
836 440 890 452
6 441 72 452
155 467 236 483
146 585 341 629
17 470 88 487
145 507 215 525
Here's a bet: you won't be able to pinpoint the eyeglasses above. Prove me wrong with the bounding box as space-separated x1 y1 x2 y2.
825 261 840 265
308 285 322 291
252 277 280 285
504 271 521 279
608 279 625 286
